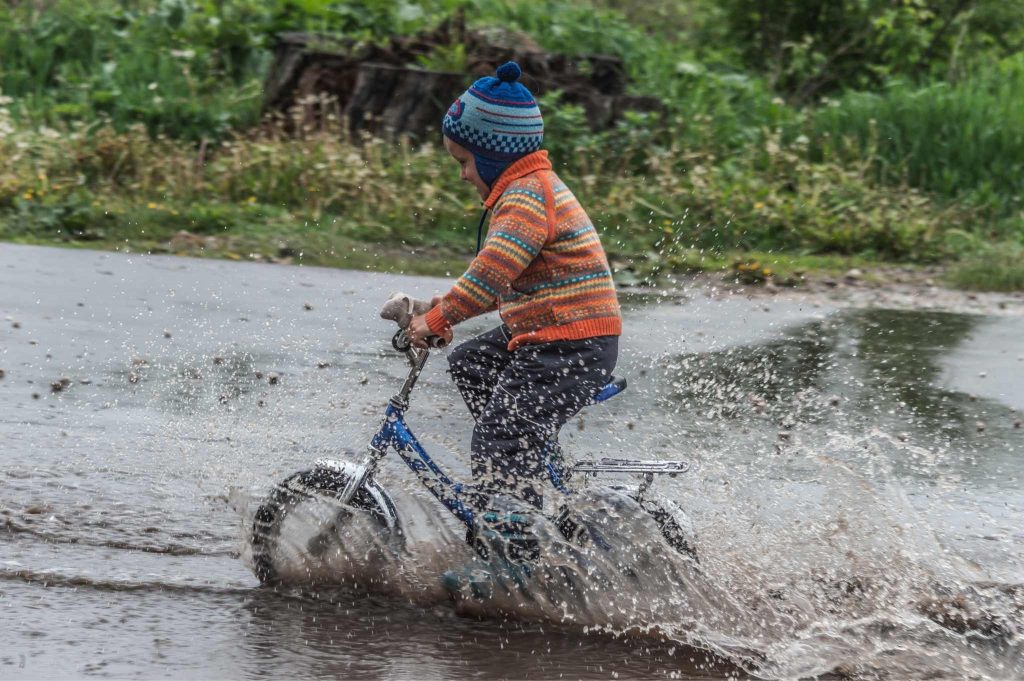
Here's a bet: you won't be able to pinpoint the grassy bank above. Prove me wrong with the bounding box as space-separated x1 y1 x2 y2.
1 107 991 284
2 0 1023 290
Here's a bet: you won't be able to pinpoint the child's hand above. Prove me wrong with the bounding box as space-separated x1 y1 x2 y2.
408 314 453 348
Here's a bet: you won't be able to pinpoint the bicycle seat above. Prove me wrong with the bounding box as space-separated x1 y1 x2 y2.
592 376 626 403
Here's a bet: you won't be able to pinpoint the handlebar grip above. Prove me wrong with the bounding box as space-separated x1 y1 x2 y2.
393 329 448 351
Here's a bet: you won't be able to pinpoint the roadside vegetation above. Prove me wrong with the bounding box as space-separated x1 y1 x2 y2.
2 0 1023 290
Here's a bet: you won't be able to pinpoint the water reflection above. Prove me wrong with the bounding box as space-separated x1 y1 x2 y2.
236 588 731 680
852 309 979 435
659 308 1021 483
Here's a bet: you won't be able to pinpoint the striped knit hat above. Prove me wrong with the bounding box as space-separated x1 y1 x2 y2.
442 61 544 187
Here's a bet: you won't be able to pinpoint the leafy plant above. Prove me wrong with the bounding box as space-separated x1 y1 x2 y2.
811 55 1024 212
415 43 468 72
717 0 1024 101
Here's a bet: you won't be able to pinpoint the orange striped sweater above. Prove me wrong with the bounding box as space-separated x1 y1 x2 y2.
425 150 621 351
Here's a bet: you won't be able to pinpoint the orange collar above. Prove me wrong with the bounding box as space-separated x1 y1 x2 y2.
483 150 552 208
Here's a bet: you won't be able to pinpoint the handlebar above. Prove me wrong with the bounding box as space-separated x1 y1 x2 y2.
392 329 448 352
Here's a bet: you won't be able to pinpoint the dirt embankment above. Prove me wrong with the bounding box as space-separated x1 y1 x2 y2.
659 266 1024 318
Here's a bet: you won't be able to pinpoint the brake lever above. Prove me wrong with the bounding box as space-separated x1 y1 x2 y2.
392 329 412 352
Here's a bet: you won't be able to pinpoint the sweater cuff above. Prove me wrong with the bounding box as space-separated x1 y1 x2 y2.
424 305 452 336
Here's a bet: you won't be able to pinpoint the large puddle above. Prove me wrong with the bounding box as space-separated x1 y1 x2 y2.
1 244 1021 679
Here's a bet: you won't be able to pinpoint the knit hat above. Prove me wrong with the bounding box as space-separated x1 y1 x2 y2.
442 61 544 187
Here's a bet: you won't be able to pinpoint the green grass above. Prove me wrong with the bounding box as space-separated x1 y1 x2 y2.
0 1 271 140
1 0 1023 289
0 209 903 287
811 55 1024 213
618 247 884 286
947 244 1024 292
3 113 979 257
0 197 470 277
4 0 1023 216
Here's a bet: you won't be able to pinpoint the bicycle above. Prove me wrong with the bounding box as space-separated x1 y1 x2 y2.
251 294 698 590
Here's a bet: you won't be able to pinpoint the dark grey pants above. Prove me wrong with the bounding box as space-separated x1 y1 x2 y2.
447 325 618 507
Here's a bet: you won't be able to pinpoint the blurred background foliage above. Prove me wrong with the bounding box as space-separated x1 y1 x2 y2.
2 0 1023 288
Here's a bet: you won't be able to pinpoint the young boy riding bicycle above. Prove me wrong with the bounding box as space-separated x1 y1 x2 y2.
408 61 621 512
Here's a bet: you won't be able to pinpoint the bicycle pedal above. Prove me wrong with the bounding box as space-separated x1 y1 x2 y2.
554 507 584 544
470 519 540 563
553 507 612 551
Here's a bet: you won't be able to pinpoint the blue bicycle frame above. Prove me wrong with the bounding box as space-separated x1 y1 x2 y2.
364 342 625 534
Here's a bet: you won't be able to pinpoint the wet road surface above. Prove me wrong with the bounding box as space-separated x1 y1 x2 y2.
2 244 1022 679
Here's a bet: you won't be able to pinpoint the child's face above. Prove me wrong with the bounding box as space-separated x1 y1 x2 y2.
444 136 489 200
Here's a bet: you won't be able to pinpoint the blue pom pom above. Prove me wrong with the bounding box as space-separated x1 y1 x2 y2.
496 61 521 83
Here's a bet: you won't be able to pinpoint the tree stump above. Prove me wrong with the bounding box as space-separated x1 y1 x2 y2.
346 63 465 139
262 25 662 140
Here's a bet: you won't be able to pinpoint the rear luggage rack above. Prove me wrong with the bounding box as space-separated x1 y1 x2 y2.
573 458 689 475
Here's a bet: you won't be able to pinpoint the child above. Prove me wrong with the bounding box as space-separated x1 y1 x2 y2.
408 61 621 510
